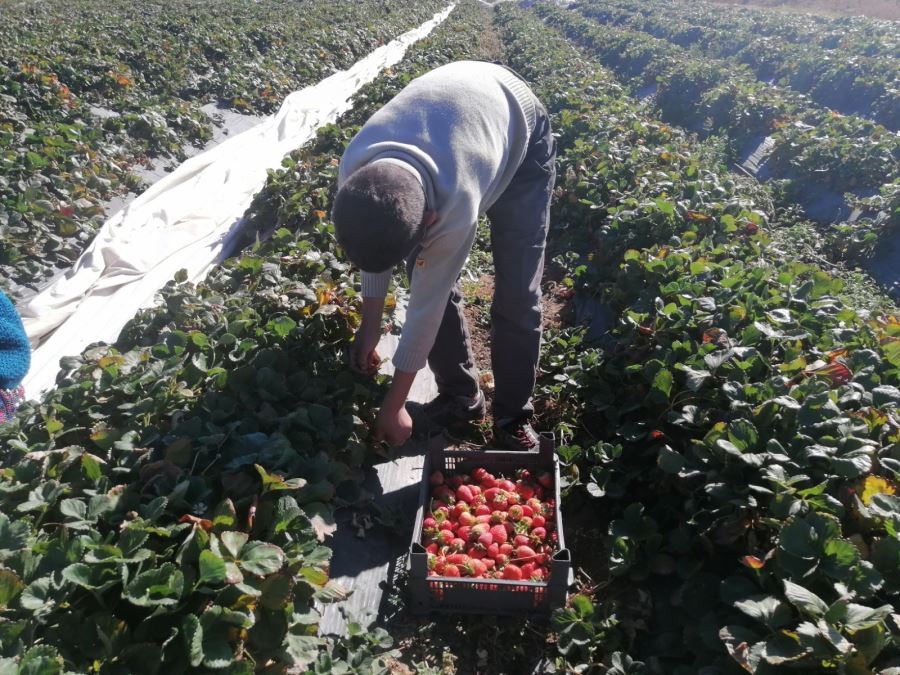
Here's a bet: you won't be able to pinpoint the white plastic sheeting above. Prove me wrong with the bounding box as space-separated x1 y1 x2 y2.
20 3 456 397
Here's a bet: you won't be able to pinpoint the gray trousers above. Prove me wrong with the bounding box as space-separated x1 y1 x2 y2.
406 102 556 422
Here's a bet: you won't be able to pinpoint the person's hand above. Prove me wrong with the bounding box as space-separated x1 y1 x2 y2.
374 403 413 447
349 323 381 375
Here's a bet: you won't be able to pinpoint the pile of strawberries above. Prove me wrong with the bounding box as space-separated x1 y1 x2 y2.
422 466 558 581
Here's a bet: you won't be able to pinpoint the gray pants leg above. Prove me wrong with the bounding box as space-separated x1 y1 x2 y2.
486 103 556 421
409 102 556 416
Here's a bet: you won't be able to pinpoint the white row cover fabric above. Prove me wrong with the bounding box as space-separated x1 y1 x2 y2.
20 4 456 397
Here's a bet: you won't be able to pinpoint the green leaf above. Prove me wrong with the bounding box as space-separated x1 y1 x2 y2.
783 580 828 617
283 635 320 670
734 595 792 629
199 550 228 586
238 542 284 576
220 531 249 559
183 615 203 668
0 571 23 608
17 645 62 675
657 445 684 474
124 563 184 607
268 315 297 338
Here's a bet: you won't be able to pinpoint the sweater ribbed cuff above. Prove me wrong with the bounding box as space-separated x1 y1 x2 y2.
360 270 392 298
497 69 537 136
391 342 428 374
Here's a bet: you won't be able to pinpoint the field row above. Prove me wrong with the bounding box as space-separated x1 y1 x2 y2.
0 0 444 299
537 2 900 264
500 3 900 671
576 0 899 130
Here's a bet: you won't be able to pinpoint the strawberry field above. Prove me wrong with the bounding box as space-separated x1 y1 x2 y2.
1 0 900 673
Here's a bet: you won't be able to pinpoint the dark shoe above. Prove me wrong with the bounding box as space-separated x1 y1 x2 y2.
423 391 486 429
493 417 540 452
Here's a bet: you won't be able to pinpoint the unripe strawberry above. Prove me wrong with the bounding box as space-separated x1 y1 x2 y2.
430 471 444 486
502 564 523 580
490 524 508 544
433 505 450 521
518 517 533 530
443 564 461 577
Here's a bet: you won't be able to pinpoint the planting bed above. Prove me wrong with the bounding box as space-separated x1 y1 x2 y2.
0 0 899 672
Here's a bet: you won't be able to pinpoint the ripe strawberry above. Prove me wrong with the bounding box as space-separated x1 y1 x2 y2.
434 485 454 503
459 511 477 527
520 562 535 578
470 523 489 539
475 514 492 524
443 564 461 577
484 487 501 504
490 510 507 524
472 467 488 481
531 515 546 529
456 485 475 504
498 479 516 492
537 472 553 489
517 517 533 531
438 520 454 532
482 558 496 570
495 553 509 566
457 526 472 542
464 559 487 577
513 534 531 548
436 530 454 546
447 553 468 565
517 469 531 481
508 505 524 521
499 543 514 556
526 498 543 513
451 502 470 519
477 532 494 549
475 504 492 517
469 485 482 497
448 475 464 489
530 567 545 581
430 471 444 486
502 564 523 580
468 546 486 560
515 545 537 560
505 492 520 507
450 538 466 552
480 475 498 489
490 524 508 544
487 543 500 559
426 543 438 555
423 517 437 531
520 505 534 518
530 527 547 543
516 481 535 500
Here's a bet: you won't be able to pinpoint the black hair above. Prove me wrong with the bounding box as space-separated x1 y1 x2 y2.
332 162 426 273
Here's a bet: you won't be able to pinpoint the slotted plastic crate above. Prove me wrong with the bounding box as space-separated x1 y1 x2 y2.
408 433 571 615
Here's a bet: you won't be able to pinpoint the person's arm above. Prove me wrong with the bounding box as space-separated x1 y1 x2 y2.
350 295 386 374
374 367 416 445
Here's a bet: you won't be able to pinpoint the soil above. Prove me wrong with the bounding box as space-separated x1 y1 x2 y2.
461 270 575 427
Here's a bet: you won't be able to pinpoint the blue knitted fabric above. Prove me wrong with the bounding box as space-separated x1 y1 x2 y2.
0 292 30 390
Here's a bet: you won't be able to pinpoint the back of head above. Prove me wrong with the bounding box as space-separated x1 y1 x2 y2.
332 162 426 273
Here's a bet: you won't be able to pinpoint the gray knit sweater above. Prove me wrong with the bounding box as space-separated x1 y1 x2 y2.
337 61 537 373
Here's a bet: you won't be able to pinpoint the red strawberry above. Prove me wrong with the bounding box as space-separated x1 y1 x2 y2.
499 543 514 556
495 553 509 566
516 481 535 500
472 467 488 481
448 475 464 489
468 547 486 560
475 514 492 524
537 472 553 489
426 543 438 555
513 534 530 548
477 532 493 549
484 488 501 503
480 475 498 489
483 558 496 570
490 510 507 524
423 517 437 531
451 502 470 519
430 471 444 486
464 558 487 577
517 469 531 481
526 498 543 513
457 526 472 542
520 562 535 578
436 530 454 546
450 538 466 552
456 485 475 504
530 567 545 581
459 512 476 527
490 524 508 544
502 564 523 580
443 564 461 577
531 515 546 529
508 505 524 521
434 485 454 503
475 504 492 517
515 545 537 560
520 505 534 518
487 543 500 559
447 553 468 565
518 517 533 531
439 520 454 532
530 527 547 543
499 479 516 492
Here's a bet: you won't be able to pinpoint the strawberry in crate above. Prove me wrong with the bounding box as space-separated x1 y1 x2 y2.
421 466 559 581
